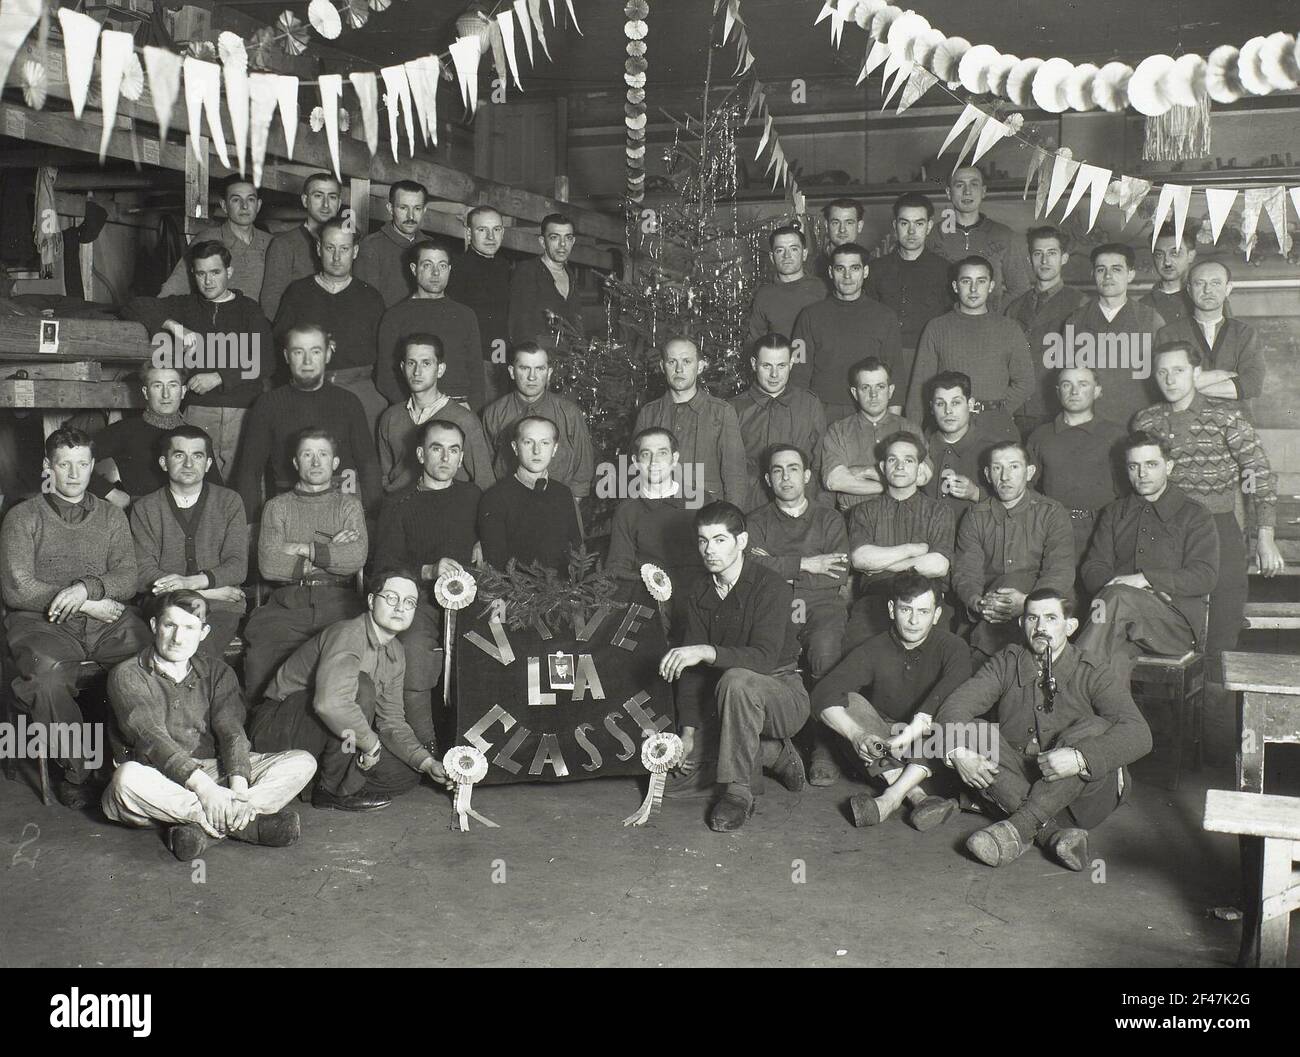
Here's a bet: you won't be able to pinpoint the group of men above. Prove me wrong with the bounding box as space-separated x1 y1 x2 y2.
0 162 1281 874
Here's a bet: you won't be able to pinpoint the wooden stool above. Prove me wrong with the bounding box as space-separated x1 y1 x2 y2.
1204 790 1300 968
1130 648 1204 791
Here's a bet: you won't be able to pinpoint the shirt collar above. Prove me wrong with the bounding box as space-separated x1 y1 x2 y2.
748 384 793 406
1144 483 1186 522
1015 642 1079 686
362 613 402 661
711 556 746 597
777 498 809 519
143 647 199 687
384 222 416 245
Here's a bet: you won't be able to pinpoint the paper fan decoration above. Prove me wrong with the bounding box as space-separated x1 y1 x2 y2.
308 0 342 40
1128 53 1175 115
910 27 946 69
21 59 47 110
277 11 310 55
868 6 902 43
1093 61 1133 112
344 0 370 29
931 36 969 83
987 53 1018 98
369 0 392 9
1006 57 1043 108
958 43 1001 95
249 26 278 68
338 107 350 132
1237 36 1272 97
120 52 145 102
1206 45 1244 104
1259 32 1300 91
218 30 248 73
1064 63 1099 111
309 105 325 132
1032 56 1074 113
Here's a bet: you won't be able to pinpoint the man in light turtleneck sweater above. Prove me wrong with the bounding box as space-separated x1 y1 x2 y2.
241 428 369 701
1 428 150 808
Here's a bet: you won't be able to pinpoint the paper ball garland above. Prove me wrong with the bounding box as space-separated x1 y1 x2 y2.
1259 32 1300 91
931 35 969 83
958 43 1001 95
1006 57 1043 108
1063 62 1098 111
1237 36 1273 97
1093 61 1134 112
1164 53 1207 107
1206 45 1245 103
1032 56 1075 113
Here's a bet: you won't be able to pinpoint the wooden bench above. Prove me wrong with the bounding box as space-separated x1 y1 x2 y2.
1204 790 1300 968
1243 602 1300 630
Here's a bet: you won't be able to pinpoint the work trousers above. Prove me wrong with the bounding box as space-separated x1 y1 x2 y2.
1074 584 1195 677
242 584 363 701
715 668 810 790
397 602 443 748
793 589 848 679
1207 509 1248 667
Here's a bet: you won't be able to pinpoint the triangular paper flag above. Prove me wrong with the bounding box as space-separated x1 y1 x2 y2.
971 114 1010 164
318 73 343 180
829 0 848 49
952 115 987 173
1045 151 1080 216
450 36 482 113
546 0 556 21
248 73 279 188
98 30 134 162
223 60 250 176
143 46 183 141
938 103 982 157
814 2 833 25
1083 164 1112 231
1239 187 1270 260
1023 148 1046 200
275 74 300 159
1117 176 1153 226
881 60 914 110
488 21 508 94
755 112 773 160
723 0 739 43
745 81 766 124
1062 162 1101 225
0 0 42 106
793 188 806 215
349 72 381 158
858 39 889 84
528 0 551 62
512 0 535 66
1150 184 1192 251
881 51 905 96
1035 158 1052 218
563 0 581 35
1289 187 1300 226
1260 185 1291 257
404 55 440 146
183 57 231 168
381 65 416 160
736 46 755 77
896 67 938 113
497 11 524 90
57 8 100 120
1203 187 1238 244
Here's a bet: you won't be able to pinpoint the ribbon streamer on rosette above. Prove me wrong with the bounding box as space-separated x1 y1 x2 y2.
434 569 477 708
622 732 685 826
442 746 498 831
640 562 672 636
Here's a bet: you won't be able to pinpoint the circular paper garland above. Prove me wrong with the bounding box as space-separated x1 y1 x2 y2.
433 569 477 610
624 1 649 204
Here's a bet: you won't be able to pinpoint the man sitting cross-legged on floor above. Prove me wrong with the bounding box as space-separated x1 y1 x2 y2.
659 501 810 833
374 419 481 742
810 572 970 830
102 590 317 861
249 568 454 812
926 588 1152 871
241 429 368 701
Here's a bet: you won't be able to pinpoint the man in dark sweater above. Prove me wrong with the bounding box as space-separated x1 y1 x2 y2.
260 171 341 319
791 242 902 422
354 180 427 308
1143 225 1198 329
1 429 150 807
446 205 513 405
92 364 223 506
130 425 248 661
920 372 998 522
660 502 809 832
746 224 826 344
930 589 1152 871
234 322 381 520
375 239 484 410
809 198 866 288
123 240 274 479
604 427 710 594
273 217 388 433
477 415 582 572
811 572 970 829
863 193 952 392
508 213 584 348
374 419 481 725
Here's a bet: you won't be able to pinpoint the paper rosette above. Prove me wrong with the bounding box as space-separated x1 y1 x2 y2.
443 746 498 831
344 0 370 30
21 60 47 110
640 563 672 602
308 0 343 40
276 11 310 56
435 570 477 708
622 733 684 826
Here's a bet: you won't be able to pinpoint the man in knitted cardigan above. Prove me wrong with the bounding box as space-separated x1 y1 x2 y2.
241 429 368 701
1 428 150 807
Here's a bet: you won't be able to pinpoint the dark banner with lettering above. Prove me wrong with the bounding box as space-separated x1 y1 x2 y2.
442 602 676 784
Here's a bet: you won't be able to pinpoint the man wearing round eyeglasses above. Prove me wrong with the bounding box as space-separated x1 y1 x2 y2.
249 567 454 812
376 239 484 411
508 213 585 349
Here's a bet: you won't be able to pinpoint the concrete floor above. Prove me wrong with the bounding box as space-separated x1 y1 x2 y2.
2 749 1295 968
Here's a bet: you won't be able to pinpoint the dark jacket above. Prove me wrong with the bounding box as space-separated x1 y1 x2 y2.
508 257 583 346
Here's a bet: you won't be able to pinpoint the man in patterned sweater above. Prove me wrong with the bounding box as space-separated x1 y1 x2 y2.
1 429 150 807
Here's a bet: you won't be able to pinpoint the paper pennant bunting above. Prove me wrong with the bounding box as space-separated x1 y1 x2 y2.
1116 176 1153 226
497 10 524 90
318 73 343 179
858 39 889 84
971 113 1010 163
881 59 914 109
723 0 739 43
349 71 381 158
1034 157 1052 218
248 72 279 187
404 55 441 146
1258 185 1291 257
528 0 551 62
0 0 42 107
546 0 556 21
1239 187 1269 260
1045 151 1080 216
745 80 766 124
1061 162 1101 226
1290 187 1300 226
57 8 101 120
275 74 300 159
1203 186 1238 244
98 30 134 162
880 50 904 96
1083 164 1113 231
564 0 581 35
829 1 847 49
755 112 773 159
223 60 250 176
488 22 508 95
381 65 416 159
513 0 535 67
143 46 183 142
450 35 482 113
1150 183 1192 251
1023 148 1047 201
896 67 938 113
183 57 231 168
952 114 987 173
938 103 982 157
814 2 833 25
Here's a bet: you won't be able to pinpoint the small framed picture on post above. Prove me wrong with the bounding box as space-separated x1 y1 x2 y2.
548 652 575 690
38 319 60 355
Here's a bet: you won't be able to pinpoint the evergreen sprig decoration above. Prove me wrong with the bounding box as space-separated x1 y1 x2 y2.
475 545 619 631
